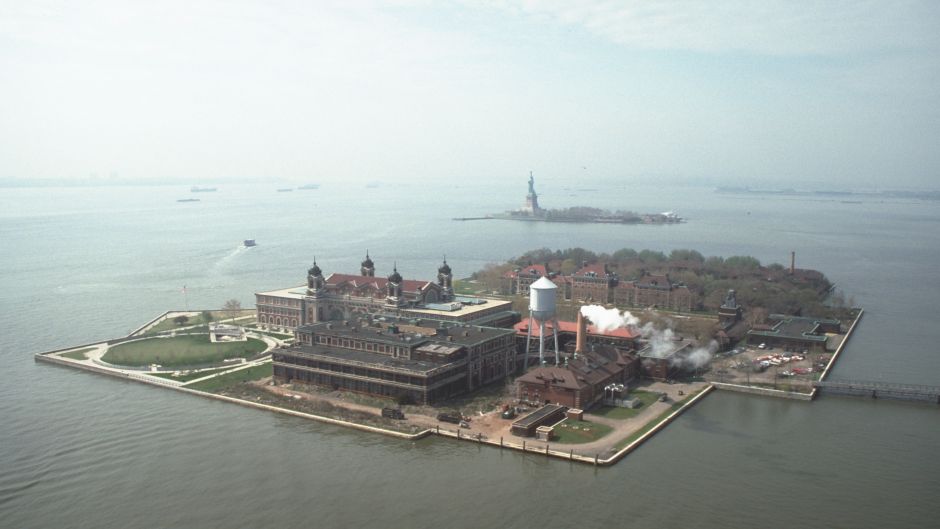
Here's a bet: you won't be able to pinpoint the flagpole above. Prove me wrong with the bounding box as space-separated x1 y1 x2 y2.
183 285 188 311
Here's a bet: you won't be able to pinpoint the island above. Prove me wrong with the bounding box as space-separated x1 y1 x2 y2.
35 248 868 466
455 173 682 224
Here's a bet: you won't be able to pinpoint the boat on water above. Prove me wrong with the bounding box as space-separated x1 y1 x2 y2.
244 239 257 247
177 198 200 203
191 186 217 192
277 188 293 192
297 183 320 190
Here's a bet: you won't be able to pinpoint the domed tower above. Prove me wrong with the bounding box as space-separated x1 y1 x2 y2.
360 251 375 277
385 264 403 306
307 259 325 296
437 257 453 300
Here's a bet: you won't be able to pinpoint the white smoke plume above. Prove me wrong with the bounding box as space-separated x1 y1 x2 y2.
579 304 715 370
640 322 716 369
580 305 639 332
671 341 718 369
641 323 677 358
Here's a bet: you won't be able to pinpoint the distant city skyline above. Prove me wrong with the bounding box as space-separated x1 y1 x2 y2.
1 1 938 189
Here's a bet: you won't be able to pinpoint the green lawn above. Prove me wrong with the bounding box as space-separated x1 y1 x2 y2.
60 347 96 360
186 363 273 393
614 389 704 449
551 419 613 444
590 390 661 420
103 335 268 367
453 279 484 295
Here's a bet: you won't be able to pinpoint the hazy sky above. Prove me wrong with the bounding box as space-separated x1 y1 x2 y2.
2 0 938 188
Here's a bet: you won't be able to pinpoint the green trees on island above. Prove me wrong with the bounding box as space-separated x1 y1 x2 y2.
472 247 841 317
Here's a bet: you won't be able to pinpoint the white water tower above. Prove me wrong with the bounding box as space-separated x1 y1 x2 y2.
525 276 560 368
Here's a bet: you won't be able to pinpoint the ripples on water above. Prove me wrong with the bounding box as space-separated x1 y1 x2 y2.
1 183 938 528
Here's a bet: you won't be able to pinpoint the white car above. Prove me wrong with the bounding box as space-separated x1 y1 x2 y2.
758 343 766 349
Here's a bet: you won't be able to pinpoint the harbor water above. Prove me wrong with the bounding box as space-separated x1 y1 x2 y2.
1 181 938 528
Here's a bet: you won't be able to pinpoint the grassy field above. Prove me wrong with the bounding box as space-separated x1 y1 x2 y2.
186 363 272 392
551 419 613 444
614 389 704 449
589 390 661 420
59 347 97 360
103 335 267 367
453 279 487 296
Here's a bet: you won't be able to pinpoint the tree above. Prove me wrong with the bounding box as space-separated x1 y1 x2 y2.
202 310 214 323
223 299 242 322
560 258 578 275
173 315 189 326
746 307 769 327
669 249 704 263
638 249 666 263
724 256 761 271
612 248 638 262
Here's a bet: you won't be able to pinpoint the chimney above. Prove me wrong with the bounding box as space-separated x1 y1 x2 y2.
790 251 796 275
575 310 587 357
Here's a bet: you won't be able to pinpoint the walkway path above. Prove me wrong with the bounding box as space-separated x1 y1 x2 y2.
48 327 284 388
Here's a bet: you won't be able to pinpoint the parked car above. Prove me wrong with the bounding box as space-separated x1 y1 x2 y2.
381 407 405 420
437 412 462 424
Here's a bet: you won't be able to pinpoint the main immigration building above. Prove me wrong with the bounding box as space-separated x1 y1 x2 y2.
256 254 519 404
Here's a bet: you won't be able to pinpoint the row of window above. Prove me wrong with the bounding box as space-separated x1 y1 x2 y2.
274 353 464 386
313 334 412 357
259 315 298 327
257 296 301 307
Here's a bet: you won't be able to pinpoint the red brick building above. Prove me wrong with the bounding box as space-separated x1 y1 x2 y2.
615 273 692 312
257 254 515 330
570 262 615 303
504 265 694 313
515 312 640 409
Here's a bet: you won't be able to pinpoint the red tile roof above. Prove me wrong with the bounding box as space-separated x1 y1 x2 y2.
325 273 434 293
516 366 587 390
513 319 639 339
635 274 670 288
504 264 548 279
573 263 607 277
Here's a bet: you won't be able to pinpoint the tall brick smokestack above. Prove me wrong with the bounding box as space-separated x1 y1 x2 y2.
576 310 588 356
790 251 796 275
